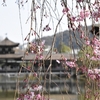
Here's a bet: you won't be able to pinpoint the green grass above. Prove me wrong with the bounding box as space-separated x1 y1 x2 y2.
0 98 14 100
0 91 17 98
78 94 100 100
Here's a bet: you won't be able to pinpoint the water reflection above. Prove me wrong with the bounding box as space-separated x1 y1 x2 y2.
0 71 85 94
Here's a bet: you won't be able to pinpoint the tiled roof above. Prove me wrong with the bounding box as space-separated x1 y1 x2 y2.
0 54 23 59
23 53 76 60
0 37 19 47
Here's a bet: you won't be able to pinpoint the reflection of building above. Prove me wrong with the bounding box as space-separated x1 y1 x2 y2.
0 37 82 94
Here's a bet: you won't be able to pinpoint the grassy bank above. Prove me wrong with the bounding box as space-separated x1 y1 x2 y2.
0 91 15 98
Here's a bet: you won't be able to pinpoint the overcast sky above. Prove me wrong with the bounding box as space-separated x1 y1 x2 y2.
0 0 65 45
0 0 32 44
0 0 93 45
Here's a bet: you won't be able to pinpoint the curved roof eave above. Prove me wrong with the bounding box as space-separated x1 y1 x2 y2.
0 37 19 47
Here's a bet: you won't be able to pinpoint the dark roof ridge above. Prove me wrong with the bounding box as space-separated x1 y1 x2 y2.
0 37 19 47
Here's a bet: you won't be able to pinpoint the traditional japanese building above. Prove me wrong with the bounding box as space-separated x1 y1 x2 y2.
0 37 79 94
0 37 23 71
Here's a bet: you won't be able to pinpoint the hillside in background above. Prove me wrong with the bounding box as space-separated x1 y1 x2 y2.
19 26 93 49
36 26 93 49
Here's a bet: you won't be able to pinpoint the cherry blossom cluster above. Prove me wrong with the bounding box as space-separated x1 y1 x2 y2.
91 1 100 21
79 66 100 98
61 0 100 31
84 37 100 61
91 37 100 60
88 68 100 80
66 60 77 68
85 89 100 99
17 85 47 100
56 56 77 69
27 40 45 60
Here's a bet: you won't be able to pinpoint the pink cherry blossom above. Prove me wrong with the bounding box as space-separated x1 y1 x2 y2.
33 85 42 91
92 37 100 46
76 10 90 21
80 66 88 73
90 56 98 61
81 10 90 17
62 7 69 14
88 68 100 80
88 69 94 74
16 98 22 100
85 40 90 45
35 94 41 100
86 54 90 58
66 61 76 68
76 17 83 21
70 16 76 22
41 40 45 46
91 2 100 21
94 69 100 74
93 49 100 56
88 74 96 80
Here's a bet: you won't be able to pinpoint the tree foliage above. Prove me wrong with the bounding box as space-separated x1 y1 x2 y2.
57 42 71 53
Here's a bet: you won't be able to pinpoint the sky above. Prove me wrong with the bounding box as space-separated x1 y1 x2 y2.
0 0 32 44
0 0 93 45
0 0 66 45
